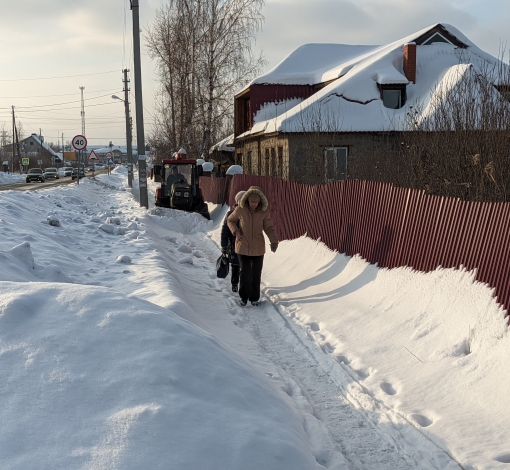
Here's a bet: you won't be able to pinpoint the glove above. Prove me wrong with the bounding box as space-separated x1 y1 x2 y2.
270 242 278 253
221 246 228 255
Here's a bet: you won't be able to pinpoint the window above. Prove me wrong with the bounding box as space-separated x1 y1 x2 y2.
244 98 251 130
379 84 407 109
247 151 252 174
270 148 276 176
234 88 252 135
324 147 348 182
264 148 270 175
423 33 452 45
495 85 510 103
277 147 283 178
382 90 402 109
251 151 258 174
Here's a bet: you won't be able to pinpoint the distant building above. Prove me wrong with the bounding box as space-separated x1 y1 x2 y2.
88 145 138 164
208 134 235 176
1 133 60 171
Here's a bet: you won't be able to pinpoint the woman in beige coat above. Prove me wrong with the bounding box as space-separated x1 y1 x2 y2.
227 186 278 306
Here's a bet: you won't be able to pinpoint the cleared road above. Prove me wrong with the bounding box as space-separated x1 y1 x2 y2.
0 171 107 191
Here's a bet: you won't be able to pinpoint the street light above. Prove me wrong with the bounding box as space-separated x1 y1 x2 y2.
112 82 133 187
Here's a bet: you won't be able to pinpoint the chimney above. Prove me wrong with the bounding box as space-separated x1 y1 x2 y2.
403 43 416 84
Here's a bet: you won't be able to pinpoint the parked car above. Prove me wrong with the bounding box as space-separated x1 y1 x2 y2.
43 167 59 179
71 167 85 180
26 168 45 183
62 166 74 177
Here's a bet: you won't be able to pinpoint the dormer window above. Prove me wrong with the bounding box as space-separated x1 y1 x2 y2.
423 33 452 45
379 84 407 109
495 85 510 102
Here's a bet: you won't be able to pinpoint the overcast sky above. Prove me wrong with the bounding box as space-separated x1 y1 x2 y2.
0 0 508 149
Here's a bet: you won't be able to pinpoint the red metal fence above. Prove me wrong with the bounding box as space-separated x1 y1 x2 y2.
199 177 228 204
202 175 510 315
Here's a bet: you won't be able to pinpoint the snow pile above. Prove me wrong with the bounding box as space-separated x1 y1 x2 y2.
0 281 315 469
0 171 25 184
0 167 508 469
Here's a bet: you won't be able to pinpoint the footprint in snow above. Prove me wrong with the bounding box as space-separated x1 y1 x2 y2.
335 355 350 365
212 280 222 292
321 342 335 354
308 321 320 332
410 413 433 427
494 453 510 464
380 382 397 396
354 369 370 380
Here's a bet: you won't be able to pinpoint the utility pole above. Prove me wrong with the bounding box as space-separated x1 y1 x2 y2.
123 69 134 187
79 86 86 136
11 107 22 173
11 106 15 173
79 86 86 174
130 0 149 208
39 128 43 168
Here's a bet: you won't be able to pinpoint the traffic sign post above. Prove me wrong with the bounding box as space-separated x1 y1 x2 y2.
87 150 100 177
72 135 87 185
72 135 87 151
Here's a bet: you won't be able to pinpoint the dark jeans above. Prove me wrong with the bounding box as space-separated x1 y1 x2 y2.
231 264 240 287
238 254 264 302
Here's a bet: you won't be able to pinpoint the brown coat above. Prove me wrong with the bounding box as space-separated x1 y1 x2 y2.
227 186 278 256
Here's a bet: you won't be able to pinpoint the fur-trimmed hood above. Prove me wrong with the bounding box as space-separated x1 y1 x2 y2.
239 186 268 211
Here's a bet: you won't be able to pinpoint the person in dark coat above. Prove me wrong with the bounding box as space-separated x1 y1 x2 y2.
227 186 278 306
221 191 245 292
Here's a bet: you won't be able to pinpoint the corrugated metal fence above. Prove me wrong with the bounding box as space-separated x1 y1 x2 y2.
202 174 510 315
199 176 227 205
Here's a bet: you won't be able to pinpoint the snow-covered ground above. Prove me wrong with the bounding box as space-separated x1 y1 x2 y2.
0 171 25 184
0 167 508 469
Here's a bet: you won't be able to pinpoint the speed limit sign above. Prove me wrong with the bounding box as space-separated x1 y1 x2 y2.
72 135 87 151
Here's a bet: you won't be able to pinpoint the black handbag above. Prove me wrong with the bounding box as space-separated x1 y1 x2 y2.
216 254 230 279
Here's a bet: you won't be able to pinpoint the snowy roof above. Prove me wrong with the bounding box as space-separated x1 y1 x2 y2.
209 134 235 154
239 23 508 136
94 145 137 155
250 44 379 86
26 134 58 156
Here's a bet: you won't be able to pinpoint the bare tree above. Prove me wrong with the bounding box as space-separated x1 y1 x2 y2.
0 123 11 149
146 0 266 160
394 58 510 202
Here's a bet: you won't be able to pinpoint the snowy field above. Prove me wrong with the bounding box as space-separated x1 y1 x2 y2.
0 167 508 469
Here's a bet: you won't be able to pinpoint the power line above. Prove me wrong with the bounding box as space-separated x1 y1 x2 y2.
0 70 120 82
12 92 123 109
0 88 122 99
11 101 124 113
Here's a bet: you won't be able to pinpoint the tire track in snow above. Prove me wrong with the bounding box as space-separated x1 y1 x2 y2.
229 289 461 470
